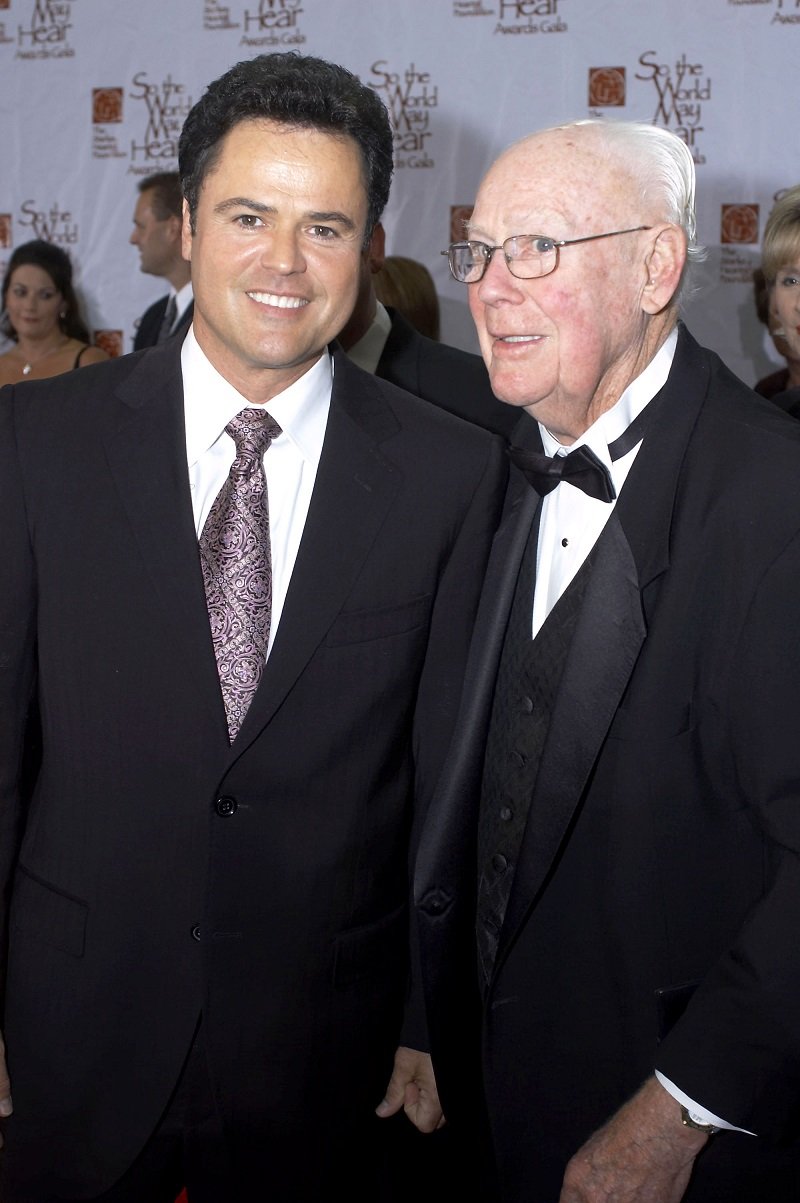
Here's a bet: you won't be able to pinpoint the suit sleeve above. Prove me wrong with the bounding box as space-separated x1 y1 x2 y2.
656 527 800 1140
0 388 38 1013
400 432 507 1050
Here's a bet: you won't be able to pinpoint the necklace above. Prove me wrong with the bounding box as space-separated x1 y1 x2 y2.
20 337 70 376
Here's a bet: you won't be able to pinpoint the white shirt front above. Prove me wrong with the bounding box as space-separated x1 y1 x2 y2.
181 329 330 654
531 328 677 637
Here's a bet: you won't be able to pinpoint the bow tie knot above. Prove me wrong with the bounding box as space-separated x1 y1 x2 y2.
507 443 616 503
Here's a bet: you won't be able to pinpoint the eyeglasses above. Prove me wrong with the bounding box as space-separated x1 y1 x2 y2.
441 226 652 284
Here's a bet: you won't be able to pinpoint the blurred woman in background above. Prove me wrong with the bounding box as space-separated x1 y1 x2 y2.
0 239 108 386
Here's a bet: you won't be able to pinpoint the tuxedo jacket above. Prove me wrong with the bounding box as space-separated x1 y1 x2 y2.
375 307 519 438
415 326 800 1200
132 293 194 351
0 341 507 1198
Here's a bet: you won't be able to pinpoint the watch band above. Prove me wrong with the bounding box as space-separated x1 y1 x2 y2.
680 1105 720 1135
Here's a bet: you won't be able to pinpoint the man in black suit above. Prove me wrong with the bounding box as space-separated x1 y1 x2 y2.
415 119 800 1202
0 53 506 1202
339 222 517 438
130 172 194 351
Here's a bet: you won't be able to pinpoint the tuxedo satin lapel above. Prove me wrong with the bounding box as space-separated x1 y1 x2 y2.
230 357 406 754
415 471 538 896
102 343 227 735
495 513 646 971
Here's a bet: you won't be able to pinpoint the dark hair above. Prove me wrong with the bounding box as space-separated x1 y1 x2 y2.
1 239 89 342
179 52 393 246
137 171 183 222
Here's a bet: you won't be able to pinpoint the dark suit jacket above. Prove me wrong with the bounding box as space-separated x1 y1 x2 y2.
0 341 506 1198
132 293 194 351
375 308 519 438
415 326 800 1201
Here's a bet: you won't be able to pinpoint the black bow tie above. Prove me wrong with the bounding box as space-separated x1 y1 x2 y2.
507 443 616 502
507 396 660 503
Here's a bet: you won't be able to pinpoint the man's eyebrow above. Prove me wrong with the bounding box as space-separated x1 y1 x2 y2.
213 197 357 232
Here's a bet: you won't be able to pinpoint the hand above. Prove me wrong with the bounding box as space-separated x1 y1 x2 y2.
558 1077 709 1203
375 1045 445 1133
0 1028 13 1149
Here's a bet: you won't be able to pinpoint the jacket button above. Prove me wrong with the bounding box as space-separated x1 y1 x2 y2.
190 924 201 941
492 853 508 874
499 805 513 822
215 795 237 816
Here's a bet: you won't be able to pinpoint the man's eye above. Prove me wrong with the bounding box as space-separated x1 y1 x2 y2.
533 237 555 253
310 225 337 240
236 214 262 229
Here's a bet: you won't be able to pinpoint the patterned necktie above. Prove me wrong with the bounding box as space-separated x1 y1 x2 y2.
199 408 282 742
156 295 178 344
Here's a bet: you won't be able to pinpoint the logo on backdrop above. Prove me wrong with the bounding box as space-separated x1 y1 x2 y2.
635 50 711 165
368 61 438 169
14 0 76 60
92 73 193 171
17 198 79 245
0 214 12 249
730 0 800 24
720 203 760 285
772 0 800 23
587 67 626 108
204 0 308 45
452 0 568 35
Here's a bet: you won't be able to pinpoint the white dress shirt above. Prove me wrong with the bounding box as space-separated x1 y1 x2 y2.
532 329 676 636
181 328 330 654
172 280 194 329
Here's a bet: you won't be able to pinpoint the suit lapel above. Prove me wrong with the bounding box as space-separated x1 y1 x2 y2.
101 342 227 736
494 325 711 973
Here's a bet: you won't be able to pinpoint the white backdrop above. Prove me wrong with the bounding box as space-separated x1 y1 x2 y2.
1 0 797 385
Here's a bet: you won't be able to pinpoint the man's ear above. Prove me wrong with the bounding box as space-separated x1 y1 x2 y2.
640 224 686 314
181 199 193 263
367 221 386 275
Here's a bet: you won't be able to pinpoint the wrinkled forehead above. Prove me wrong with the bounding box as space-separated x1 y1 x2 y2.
471 129 632 236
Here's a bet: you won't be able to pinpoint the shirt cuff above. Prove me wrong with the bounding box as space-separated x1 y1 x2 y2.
655 1070 756 1135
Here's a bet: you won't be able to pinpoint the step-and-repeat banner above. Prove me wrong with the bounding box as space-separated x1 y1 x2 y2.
1 0 797 385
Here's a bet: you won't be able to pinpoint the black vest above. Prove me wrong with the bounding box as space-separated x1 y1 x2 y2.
476 511 597 986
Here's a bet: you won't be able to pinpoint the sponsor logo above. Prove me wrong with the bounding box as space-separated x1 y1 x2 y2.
721 203 759 245
93 329 123 358
14 0 76 60
92 87 123 124
0 214 12 248
772 0 800 22
92 71 192 169
635 50 710 164
205 0 307 45
588 67 626 108
720 203 760 285
369 60 437 169
496 0 567 34
17 198 78 244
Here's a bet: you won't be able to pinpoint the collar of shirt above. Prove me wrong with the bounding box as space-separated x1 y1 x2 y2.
174 279 194 321
531 327 678 636
181 326 330 478
343 300 392 375
539 326 678 491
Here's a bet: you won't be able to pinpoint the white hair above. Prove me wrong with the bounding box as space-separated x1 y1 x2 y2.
546 119 706 302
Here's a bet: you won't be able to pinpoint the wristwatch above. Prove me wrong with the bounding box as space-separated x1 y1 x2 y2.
680 1105 720 1135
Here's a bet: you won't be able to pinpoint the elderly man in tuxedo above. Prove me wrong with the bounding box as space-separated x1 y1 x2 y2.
415 119 800 1202
0 52 506 1202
